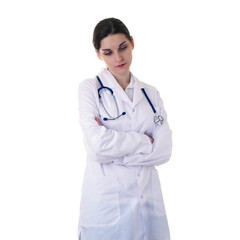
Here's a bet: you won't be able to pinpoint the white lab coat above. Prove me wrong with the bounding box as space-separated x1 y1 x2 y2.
78 68 172 240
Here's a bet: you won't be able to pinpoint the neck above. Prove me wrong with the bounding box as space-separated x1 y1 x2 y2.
110 70 131 91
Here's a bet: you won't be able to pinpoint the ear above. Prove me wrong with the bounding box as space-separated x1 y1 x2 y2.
130 36 134 50
95 50 102 60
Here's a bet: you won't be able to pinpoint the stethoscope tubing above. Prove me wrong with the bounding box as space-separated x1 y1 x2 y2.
96 75 164 125
141 88 157 114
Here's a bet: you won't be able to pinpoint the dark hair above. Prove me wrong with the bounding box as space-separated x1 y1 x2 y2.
93 18 132 51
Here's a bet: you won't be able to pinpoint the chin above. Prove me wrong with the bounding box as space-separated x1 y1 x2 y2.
108 65 130 77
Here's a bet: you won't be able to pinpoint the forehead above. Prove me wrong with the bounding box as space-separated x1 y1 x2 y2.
100 33 128 50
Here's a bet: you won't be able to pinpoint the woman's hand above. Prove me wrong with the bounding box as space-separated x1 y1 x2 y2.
147 135 154 144
95 117 103 126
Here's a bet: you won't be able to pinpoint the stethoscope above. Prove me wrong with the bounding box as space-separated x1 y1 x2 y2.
97 75 164 125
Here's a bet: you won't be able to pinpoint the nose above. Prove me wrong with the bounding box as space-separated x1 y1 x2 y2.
115 52 123 62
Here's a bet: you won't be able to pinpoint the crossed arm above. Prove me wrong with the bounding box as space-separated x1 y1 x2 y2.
95 117 154 144
78 80 172 166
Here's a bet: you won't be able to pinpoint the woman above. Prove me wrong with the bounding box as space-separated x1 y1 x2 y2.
78 18 172 240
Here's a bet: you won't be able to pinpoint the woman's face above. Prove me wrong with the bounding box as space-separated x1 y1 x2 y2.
96 33 134 78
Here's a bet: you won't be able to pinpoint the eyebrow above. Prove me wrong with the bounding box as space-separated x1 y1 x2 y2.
101 41 126 51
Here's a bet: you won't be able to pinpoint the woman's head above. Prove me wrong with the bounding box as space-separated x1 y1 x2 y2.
93 18 134 79
93 18 132 51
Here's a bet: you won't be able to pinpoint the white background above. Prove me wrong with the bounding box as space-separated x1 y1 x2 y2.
0 0 240 239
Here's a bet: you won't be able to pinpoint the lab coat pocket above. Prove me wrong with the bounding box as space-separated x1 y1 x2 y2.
79 175 120 227
151 169 166 216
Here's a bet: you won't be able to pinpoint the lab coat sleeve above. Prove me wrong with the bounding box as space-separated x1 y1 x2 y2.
78 79 153 163
121 91 172 166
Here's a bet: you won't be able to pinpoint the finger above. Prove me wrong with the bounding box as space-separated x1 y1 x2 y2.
149 136 154 144
95 117 102 126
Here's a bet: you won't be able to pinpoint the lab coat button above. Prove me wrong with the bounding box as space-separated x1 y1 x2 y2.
140 195 143 199
132 108 135 112
137 173 140 177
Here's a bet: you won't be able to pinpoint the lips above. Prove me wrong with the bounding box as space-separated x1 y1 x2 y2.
116 63 126 68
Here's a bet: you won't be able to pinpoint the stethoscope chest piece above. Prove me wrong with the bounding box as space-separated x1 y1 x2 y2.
154 114 164 125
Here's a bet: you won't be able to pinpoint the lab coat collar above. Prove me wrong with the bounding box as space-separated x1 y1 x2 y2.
97 68 145 107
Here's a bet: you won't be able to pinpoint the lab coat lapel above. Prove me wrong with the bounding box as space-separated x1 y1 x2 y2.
132 77 144 108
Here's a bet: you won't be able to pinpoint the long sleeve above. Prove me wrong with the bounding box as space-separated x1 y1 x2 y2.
78 79 153 163
119 91 172 166
121 123 172 166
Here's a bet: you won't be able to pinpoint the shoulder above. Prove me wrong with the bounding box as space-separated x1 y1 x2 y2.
134 75 159 96
78 68 106 92
133 74 164 106
78 77 100 98
142 81 158 93
78 77 97 90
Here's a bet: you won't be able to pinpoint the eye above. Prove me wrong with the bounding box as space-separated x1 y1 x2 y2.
120 46 127 51
104 51 112 56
